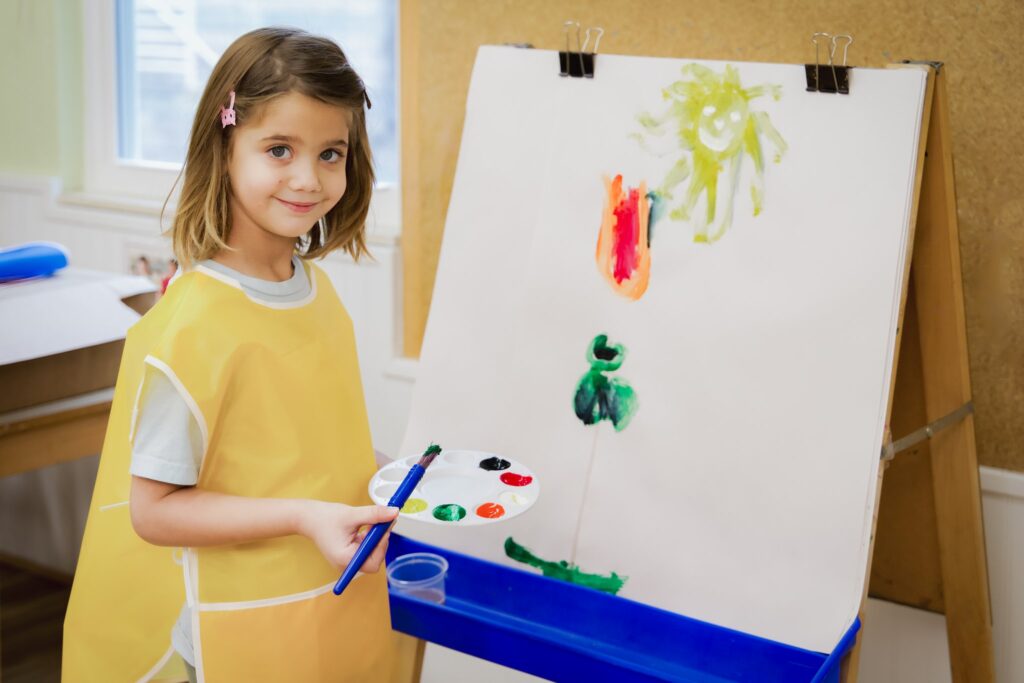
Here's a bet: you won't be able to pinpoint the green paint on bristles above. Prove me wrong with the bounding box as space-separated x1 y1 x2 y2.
504 537 627 595
423 443 442 457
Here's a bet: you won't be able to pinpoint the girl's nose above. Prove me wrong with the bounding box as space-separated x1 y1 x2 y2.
289 162 321 193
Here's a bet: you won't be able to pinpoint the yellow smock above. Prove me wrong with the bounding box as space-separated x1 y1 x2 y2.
63 262 414 682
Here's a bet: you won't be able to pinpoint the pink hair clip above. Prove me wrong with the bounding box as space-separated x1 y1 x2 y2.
220 91 236 128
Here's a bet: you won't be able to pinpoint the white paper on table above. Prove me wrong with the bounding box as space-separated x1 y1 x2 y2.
400 47 927 654
0 269 154 365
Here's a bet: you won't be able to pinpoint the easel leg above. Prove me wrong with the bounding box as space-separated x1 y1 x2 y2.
838 609 864 682
910 67 995 682
847 64 995 682
841 460 889 683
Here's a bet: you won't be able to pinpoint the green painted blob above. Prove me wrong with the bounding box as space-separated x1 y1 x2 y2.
586 334 625 372
504 537 626 595
401 498 428 514
574 334 638 432
432 503 466 522
635 64 787 244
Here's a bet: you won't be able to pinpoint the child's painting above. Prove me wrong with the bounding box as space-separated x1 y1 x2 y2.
633 63 787 244
596 176 652 299
400 46 927 658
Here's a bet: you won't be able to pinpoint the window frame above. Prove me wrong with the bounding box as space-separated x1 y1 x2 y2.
79 0 400 239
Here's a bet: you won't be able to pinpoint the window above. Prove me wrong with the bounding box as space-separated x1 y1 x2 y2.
82 0 399 232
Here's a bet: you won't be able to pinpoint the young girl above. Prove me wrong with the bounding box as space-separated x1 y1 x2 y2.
63 28 414 682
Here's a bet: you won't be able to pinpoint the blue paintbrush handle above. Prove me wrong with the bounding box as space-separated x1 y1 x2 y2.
333 463 426 596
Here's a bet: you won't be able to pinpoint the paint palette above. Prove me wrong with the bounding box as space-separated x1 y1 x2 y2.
368 450 539 526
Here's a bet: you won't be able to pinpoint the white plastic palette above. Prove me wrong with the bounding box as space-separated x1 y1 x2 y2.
368 449 539 526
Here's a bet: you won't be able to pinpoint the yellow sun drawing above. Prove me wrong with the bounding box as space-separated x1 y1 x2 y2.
634 64 787 243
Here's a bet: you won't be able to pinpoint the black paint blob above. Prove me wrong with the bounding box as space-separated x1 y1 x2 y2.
479 457 512 472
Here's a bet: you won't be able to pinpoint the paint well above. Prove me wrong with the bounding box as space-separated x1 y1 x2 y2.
478 456 511 471
504 537 626 595
378 468 410 482
500 472 533 487
401 498 428 514
476 502 506 519
499 491 531 507
432 503 467 522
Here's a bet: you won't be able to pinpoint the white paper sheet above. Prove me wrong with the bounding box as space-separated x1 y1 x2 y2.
400 47 927 653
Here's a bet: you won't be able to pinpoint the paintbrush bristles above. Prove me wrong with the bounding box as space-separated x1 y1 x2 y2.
417 443 442 468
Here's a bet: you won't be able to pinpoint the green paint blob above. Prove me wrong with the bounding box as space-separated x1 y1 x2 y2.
574 334 638 432
636 64 787 243
504 537 627 595
587 334 624 372
401 498 428 514
432 504 466 522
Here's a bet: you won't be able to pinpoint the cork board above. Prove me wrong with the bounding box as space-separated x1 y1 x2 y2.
400 0 1024 472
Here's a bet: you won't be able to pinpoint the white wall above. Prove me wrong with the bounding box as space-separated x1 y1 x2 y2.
0 173 1020 681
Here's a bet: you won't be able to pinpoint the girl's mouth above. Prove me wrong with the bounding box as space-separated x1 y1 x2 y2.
275 197 318 214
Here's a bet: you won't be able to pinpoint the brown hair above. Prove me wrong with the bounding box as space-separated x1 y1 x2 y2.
165 27 374 268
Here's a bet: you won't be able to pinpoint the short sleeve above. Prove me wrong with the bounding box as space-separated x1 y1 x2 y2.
129 363 204 486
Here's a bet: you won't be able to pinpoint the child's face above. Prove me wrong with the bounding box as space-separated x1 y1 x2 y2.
227 92 351 244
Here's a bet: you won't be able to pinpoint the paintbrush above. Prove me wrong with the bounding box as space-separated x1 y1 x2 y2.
333 443 442 596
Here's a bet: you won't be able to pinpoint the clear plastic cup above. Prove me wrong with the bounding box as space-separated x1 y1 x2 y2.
386 552 448 605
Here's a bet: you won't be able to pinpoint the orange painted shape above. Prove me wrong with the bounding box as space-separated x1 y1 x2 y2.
596 175 651 300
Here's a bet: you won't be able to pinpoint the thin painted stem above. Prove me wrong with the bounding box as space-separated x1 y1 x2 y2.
570 426 600 564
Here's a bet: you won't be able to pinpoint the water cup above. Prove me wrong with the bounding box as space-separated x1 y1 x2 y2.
386 553 448 605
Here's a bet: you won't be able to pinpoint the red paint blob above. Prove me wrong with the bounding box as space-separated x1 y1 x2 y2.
612 188 641 284
500 472 533 487
476 502 506 519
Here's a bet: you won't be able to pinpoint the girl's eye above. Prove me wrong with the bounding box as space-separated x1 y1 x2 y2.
320 149 345 163
268 146 291 159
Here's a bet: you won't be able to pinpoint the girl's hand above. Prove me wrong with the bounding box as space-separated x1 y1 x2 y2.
298 501 399 572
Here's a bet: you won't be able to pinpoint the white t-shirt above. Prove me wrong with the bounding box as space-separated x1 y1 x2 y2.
129 255 310 666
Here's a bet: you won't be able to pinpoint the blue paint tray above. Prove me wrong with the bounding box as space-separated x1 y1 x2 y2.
387 534 860 682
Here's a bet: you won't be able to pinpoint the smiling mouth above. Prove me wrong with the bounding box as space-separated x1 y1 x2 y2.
275 198 319 213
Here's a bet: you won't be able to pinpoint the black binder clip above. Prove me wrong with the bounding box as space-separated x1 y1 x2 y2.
559 21 602 78
805 33 853 94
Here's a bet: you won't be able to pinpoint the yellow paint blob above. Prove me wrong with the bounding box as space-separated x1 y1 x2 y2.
401 498 429 514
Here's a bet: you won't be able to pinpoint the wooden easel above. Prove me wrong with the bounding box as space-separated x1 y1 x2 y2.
394 59 992 683
842 63 995 682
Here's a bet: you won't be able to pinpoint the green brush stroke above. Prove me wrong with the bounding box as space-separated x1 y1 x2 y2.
646 190 667 244
504 537 627 595
573 334 638 432
635 64 786 243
